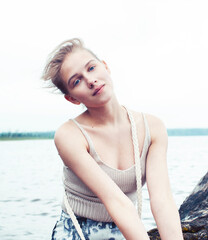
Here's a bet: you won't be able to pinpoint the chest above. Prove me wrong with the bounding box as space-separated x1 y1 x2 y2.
85 123 145 170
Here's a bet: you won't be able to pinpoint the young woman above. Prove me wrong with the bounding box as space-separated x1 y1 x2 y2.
42 38 184 240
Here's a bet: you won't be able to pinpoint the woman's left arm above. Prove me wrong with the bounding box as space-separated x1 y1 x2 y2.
146 115 184 240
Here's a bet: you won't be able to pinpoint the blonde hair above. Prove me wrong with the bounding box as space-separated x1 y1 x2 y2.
42 38 99 94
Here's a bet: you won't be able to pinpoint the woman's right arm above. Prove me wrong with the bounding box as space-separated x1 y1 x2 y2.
54 122 149 240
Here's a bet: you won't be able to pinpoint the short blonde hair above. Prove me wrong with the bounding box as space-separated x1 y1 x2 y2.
42 38 99 94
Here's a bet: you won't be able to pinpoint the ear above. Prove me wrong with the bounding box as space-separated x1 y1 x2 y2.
64 95 81 105
102 60 111 74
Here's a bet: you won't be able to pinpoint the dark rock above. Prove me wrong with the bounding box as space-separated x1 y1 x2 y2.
179 172 208 221
147 172 208 239
180 172 208 239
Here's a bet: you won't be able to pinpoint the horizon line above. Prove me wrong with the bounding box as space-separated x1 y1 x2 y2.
1 128 208 139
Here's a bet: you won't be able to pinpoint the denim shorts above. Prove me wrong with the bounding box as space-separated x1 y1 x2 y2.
51 210 125 240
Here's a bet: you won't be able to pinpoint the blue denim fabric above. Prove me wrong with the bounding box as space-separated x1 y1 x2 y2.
51 211 125 240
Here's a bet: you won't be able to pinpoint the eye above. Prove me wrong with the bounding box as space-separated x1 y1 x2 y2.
73 79 81 87
88 66 95 71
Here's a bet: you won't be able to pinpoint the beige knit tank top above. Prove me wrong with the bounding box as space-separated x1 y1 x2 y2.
62 110 151 222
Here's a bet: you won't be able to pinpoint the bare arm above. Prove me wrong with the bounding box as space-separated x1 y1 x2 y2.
146 116 184 240
55 122 149 240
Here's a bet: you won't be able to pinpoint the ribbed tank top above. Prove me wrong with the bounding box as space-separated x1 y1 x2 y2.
62 111 151 222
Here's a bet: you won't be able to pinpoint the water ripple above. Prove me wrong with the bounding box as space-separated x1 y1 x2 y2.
31 198 41 202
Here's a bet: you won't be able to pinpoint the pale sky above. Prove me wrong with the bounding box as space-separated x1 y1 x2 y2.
0 0 208 131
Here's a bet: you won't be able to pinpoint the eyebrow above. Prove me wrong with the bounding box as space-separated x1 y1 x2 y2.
67 59 96 86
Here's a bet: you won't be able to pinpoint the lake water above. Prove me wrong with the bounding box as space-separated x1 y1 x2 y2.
0 136 208 240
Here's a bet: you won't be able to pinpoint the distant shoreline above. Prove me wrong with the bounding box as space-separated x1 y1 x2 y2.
167 128 208 136
0 129 208 141
0 131 54 141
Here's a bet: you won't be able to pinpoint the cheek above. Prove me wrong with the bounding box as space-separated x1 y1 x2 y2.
105 73 113 84
73 88 89 101
101 70 111 81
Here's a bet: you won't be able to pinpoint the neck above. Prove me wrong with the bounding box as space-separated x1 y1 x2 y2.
84 98 126 126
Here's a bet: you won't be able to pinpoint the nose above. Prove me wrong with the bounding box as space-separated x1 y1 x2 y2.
86 78 97 89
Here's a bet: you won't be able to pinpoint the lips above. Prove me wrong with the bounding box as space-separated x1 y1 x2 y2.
92 84 105 96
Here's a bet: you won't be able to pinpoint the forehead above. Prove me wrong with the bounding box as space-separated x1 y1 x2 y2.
66 48 96 63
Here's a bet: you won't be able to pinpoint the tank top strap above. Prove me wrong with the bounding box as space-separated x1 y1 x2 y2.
141 113 151 146
71 119 98 159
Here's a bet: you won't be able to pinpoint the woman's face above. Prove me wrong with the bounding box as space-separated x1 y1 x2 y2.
60 49 114 108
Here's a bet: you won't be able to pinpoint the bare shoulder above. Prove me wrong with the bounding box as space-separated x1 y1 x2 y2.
132 111 168 143
54 120 87 152
55 120 75 142
131 110 165 127
145 113 168 143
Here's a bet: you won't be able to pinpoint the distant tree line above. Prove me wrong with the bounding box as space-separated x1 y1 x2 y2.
0 129 208 140
167 128 208 136
0 131 55 140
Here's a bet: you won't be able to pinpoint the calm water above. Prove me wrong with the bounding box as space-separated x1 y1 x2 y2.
0 136 208 240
